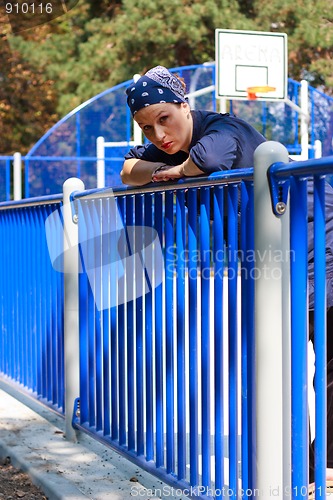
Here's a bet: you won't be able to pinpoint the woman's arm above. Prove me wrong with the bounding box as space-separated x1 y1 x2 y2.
152 157 205 182
120 158 168 186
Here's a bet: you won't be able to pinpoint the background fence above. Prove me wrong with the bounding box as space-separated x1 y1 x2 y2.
0 144 333 498
1 63 333 200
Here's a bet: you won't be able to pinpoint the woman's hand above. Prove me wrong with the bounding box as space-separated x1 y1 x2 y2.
152 158 205 182
152 164 185 182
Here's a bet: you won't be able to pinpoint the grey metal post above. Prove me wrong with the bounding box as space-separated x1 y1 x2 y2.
254 141 290 498
13 152 22 200
300 80 309 160
63 177 84 442
96 136 105 188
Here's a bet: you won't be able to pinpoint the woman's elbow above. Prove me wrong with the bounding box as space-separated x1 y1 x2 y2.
120 169 128 184
120 169 141 186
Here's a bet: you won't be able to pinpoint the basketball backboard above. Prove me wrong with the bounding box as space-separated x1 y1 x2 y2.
215 29 288 101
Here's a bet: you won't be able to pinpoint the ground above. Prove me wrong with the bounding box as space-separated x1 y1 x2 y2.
0 457 47 499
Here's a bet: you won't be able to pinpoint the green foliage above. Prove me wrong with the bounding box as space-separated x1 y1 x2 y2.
253 0 333 87
107 0 256 79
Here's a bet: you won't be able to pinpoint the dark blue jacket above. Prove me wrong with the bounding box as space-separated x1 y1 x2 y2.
308 181 333 309
124 110 266 173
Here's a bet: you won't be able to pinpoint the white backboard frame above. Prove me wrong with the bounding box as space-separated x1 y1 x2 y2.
215 29 288 101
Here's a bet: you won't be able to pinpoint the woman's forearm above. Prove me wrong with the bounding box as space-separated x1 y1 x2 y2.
181 157 205 177
120 159 166 186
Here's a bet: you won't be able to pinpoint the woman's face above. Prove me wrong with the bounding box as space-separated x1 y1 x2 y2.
134 102 193 154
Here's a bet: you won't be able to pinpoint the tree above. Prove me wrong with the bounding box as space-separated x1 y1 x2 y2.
0 26 58 154
106 0 257 81
8 0 257 118
253 0 333 91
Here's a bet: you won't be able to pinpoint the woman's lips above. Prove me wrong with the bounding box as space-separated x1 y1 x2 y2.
162 142 172 150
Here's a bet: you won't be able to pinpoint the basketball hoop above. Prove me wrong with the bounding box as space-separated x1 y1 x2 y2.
246 86 277 100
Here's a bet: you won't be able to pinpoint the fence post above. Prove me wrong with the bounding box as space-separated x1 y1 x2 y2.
132 73 144 145
314 139 322 159
300 80 309 160
63 177 85 441
13 152 22 200
96 136 105 188
254 141 290 498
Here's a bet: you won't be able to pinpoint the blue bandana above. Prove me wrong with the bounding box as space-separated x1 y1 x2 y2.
126 66 187 116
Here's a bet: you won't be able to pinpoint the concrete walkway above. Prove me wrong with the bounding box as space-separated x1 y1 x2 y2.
0 379 183 500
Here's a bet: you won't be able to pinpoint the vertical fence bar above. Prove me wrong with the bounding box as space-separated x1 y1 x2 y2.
253 141 289 497
213 185 224 494
243 182 256 492
281 199 292 497
313 176 327 496
13 153 22 201
240 182 250 494
135 195 144 457
290 177 309 497
154 191 164 469
35 209 43 398
144 193 154 462
78 200 89 426
300 80 309 160
227 184 239 498
188 188 199 487
63 177 85 441
110 198 119 441
126 195 135 452
101 197 111 438
21 210 28 388
85 203 97 429
176 189 186 480
200 187 211 489
165 190 175 474
5 159 11 201
96 136 105 189
94 201 103 433
117 196 126 445
49 207 59 406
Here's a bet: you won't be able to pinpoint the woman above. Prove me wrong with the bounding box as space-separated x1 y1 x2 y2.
121 65 333 488
120 65 266 186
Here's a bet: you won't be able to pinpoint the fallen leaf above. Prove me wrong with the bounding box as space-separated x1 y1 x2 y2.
15 491 26 498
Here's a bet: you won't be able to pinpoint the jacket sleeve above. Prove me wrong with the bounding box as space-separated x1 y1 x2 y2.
189 131 239 173
124 143 161 162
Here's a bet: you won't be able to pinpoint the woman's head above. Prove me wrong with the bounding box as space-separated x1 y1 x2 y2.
126 65 187 116
126 66 192 154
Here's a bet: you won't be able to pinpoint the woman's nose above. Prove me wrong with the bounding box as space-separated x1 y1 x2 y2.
155 126 165 141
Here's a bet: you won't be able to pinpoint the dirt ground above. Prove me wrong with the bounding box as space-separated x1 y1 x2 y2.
0 457 47 499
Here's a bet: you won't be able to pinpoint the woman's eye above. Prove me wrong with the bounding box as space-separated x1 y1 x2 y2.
143 125 151 132
160 116 167 123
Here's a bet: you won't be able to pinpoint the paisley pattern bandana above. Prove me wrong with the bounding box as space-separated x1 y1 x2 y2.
126 66 187 116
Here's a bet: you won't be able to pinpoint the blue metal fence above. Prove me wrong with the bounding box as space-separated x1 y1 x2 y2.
69 172 255 497
0 148 333 497
0 195 64 413
0 157 12 201
268 155 333 498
